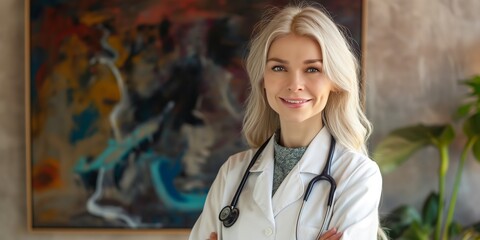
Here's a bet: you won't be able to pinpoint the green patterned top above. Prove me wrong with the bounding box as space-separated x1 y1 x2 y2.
272 133 307 196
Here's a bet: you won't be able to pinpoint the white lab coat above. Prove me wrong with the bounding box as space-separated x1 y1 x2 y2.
189 127 382 240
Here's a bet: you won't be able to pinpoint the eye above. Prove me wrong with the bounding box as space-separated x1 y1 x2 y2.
306 67 320 73
271 66 286 72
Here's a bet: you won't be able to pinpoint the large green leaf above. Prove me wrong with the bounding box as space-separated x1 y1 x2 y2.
438 125 455 146
463 113 480 162
421 192 439 228
455 103 473 120
463 113 480 138
398 221 431 240
463 75 480 96
382 205 422 239
373 125 450 173
448 221 463 238
472 140 480 163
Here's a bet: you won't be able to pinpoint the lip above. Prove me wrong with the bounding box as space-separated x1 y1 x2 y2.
280 97 311 108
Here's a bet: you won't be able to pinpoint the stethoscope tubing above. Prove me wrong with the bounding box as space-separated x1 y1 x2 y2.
228 136 271 207
218 137 272 226
296 135 336 239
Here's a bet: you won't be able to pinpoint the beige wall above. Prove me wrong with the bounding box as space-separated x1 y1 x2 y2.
1 0 480 239
366 0 480 224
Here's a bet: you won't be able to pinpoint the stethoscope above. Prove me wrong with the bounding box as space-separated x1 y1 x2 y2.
219 134 337 239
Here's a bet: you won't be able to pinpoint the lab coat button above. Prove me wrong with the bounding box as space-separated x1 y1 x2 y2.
264 227 273 236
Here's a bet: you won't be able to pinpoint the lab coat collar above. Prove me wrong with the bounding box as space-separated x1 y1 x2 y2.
298 127 333 175
247 127 332 217
249 127 332 175
249 136 275 173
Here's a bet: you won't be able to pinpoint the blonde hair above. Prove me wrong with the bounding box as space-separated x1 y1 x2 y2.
243 4 372 155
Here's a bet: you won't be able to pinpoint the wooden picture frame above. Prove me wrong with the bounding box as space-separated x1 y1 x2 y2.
25 0 365 232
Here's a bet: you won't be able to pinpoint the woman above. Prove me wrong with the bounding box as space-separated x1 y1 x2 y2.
189 3 385 240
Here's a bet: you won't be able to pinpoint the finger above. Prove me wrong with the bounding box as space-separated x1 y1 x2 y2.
318 228 337 240
328 232 343 240
209 232 218 240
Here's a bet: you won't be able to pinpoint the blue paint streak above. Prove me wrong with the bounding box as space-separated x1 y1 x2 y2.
150 156 206 212
74 122 157 173
70 104 99 144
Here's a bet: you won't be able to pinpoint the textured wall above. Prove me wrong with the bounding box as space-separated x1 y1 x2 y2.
1 0 480 239
367 0 480 225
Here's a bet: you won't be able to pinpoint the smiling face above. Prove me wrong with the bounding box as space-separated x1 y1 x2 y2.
263 33 334 128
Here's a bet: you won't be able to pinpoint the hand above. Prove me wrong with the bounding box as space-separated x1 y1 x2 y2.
318 228 342 240
209 232 217 240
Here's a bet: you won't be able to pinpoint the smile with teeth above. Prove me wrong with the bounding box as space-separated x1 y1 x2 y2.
281 98 311 104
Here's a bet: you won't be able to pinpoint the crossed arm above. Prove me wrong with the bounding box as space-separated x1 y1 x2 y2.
207 228 343 240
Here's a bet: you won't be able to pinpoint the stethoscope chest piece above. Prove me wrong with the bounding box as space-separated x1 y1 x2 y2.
219 206 239 227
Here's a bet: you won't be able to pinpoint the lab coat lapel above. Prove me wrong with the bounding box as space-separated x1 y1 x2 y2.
250 138 275 224
272 165 304 216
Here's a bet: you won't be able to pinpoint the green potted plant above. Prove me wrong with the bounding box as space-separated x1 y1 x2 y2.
373 76 480 240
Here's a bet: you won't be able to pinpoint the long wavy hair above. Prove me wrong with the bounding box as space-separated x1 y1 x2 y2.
243 4 372 156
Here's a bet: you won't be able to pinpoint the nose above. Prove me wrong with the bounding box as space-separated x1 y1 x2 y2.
287 72 304 92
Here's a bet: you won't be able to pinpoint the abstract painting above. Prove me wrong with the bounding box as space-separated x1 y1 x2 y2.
26 0 364 231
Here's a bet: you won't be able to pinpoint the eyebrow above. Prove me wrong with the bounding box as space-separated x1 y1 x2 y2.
304 59 323 64
266 58 323 64
266 57 288 63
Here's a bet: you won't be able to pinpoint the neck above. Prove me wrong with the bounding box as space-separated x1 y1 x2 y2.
279 120 323 148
